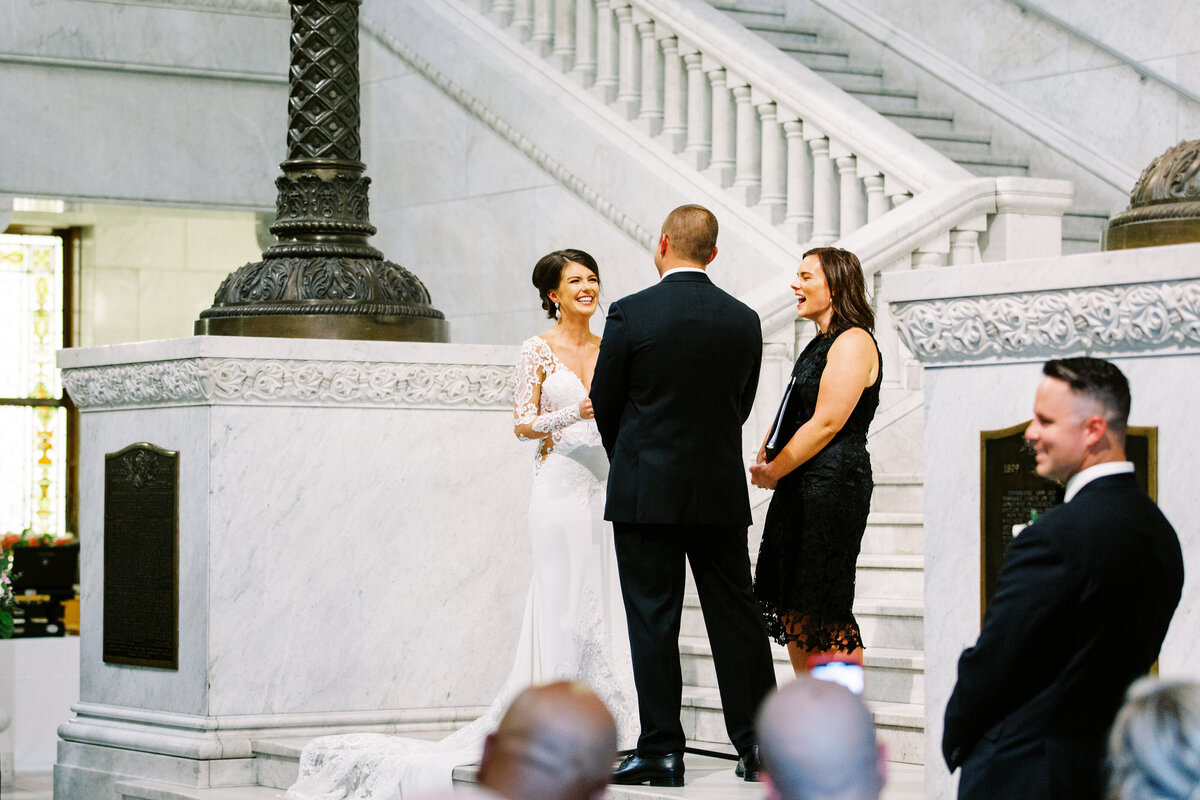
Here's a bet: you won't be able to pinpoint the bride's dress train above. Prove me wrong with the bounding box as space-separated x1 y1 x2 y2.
285 337 636 800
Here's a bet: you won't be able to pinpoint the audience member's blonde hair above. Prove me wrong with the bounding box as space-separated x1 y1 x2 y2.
1108 678 1200 800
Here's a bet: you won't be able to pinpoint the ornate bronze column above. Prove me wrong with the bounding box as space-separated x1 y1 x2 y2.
195 0 447 341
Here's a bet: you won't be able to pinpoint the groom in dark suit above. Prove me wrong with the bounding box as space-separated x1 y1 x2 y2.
943 357 1183 800
591 205 777 786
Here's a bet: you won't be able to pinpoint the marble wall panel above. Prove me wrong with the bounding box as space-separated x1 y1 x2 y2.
1 64 282 209
76 406 212 716
3 0 288 75
204 402 532 714
137 270 227 342
89 268 142 347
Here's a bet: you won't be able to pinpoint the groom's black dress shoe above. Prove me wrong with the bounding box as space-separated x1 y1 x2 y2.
736 745 763 782
611 752 684 787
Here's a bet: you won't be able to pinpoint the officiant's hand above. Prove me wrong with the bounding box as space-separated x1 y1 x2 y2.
578 398 595 419
749 463 778 490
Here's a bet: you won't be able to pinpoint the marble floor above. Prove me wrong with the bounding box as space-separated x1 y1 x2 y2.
6 772 53 800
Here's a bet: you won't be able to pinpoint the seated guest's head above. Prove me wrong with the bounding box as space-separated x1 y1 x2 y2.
477 681 617 800
758 675 886 800
1107 678 1200 800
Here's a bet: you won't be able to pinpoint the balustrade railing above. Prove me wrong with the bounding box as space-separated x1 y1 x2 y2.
435 0 1072 388
466 0 974 248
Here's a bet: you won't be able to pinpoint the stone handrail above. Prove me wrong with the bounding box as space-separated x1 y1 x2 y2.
741 176 1074 335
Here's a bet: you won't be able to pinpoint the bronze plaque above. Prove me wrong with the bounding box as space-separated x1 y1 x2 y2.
980 424 1156 617
103 443 179 669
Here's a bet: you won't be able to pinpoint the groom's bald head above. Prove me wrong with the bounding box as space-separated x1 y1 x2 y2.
478 682 617 800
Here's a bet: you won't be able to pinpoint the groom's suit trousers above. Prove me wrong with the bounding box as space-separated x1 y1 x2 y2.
612 520 777 757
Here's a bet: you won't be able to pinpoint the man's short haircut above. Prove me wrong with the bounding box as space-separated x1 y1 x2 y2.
758 677 882 800
1043 357 1131 438
662 204 718 265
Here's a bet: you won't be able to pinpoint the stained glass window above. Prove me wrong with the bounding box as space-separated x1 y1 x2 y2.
0 233 68 538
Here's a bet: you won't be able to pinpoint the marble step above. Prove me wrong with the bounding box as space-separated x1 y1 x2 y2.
115 780 283 800
862 512 925 556
953 154 1031 177
881 107 957 134
680 636 924 704
913 129 998 161
252 738 308 791
871 472 925 515
707 2 790 29
681 686 925 765
681 594 924 651
847 86 921 114
1062 211 1108 254
457 754 923 800
857 554 924 601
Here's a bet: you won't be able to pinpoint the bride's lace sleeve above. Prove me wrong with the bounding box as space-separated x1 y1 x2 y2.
513 338 582 442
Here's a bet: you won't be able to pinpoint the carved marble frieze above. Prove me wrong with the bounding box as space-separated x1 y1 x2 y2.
891 280 1200 365
62 358 515 410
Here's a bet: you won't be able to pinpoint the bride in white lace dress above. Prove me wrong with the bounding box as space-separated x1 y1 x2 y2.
285 250 637 800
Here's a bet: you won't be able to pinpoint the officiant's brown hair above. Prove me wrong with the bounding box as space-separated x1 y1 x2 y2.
805 247 875 336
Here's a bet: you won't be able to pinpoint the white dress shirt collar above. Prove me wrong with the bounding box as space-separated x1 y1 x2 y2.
659 267 708 281
1064 461 1135 503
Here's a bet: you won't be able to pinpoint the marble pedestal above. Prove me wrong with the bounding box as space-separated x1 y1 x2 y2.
883 242 1200 800
53 337 532 800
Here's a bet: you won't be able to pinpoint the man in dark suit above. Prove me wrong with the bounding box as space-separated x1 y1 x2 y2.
943 357 1184 800
591 205 777 786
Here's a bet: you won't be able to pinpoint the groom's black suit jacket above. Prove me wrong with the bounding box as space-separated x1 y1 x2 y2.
591 271 761 526
943 472 1183 800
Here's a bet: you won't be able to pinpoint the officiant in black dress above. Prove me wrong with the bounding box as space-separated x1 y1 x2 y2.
749 247 881 674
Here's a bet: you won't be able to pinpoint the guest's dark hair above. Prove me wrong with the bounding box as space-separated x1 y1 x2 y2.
531 249 600 319
803 247 874 335
662 205 719 265
1043 357 1131 439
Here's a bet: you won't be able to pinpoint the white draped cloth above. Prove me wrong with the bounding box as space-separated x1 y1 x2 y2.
285 336 637 800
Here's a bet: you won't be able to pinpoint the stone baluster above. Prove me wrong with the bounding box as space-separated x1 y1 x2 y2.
615 4 640 120
885 175 911 209
860 160 888 223
532 0 554 56
912 232 949 268
634 12 663 135
705 59 735 186
833 146 865 238
571 0 596 86
592 0 618 102
512 0 534 41
781 116 812 242
550 0 576 71
681 48 710 170
949 230 979 265
806 128 838 245
659 35 686 152
730 80 760 205
755 94 785 224
490 0 515 29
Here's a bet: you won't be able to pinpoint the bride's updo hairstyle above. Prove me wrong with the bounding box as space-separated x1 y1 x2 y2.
532 249 601 319
804 247 874 335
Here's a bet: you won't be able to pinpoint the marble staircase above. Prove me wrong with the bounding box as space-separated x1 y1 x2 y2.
708 0 1108 254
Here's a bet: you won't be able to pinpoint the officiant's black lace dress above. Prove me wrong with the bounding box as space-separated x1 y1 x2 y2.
754 327 881 652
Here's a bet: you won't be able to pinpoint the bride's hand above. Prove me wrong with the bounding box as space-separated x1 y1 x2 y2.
749 463 778 491
578 398 594 419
